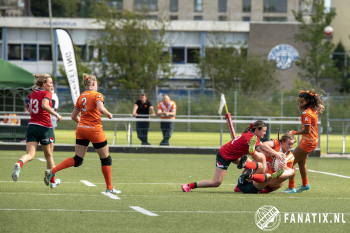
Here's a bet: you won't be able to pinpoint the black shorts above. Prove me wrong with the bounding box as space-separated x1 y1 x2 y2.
26 124 54 145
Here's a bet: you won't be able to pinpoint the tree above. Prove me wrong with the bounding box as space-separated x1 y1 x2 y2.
196 39 279 96
89 3 175 97
332 41 350 93
31 0 78 17
293 0 339 88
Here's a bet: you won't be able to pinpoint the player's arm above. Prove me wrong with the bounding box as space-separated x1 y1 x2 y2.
132 104 138 117
290 124 311 135
71 108 80 123
260 141 284 159
97 101 113 119
150 106 156 117
157 108 163 116
42 98 62 121
164 109 176 117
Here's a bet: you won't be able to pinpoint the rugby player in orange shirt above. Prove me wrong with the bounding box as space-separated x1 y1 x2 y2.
281 90 325 193
44 73 121 194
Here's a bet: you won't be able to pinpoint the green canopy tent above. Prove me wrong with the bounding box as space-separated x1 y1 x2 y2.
0 59 34 112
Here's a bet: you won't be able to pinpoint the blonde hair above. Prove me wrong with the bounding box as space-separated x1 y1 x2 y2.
83 73 97 88
32 73 51 90
280 133 296 142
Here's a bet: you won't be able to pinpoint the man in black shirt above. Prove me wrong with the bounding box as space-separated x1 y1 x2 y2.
133 93 156 145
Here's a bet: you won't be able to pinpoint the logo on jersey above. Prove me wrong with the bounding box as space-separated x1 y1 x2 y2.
98 95 102 98
305 117 308 122
268 44 299 70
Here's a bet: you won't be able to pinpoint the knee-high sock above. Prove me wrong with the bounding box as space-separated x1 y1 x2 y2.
52 157 75 174
251 174 267 183
244 161 258 170
102 166 113 190
288 179 295 189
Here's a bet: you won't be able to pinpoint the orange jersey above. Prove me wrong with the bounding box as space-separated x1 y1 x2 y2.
300 107 319 147
266 139 294 174
74 90 104 130
157 100 177 119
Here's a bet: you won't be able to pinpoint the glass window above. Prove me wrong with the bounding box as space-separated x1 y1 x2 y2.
8 44 21 60
134 0 158 11
264 0 287 12
218 16 227 21
263 17 287 22
194 0 202 12
170 0 178 12
107 0 123 10
0 28 2 40
242 16 250 21
39 45 52 61
57 45 63 61
243 0 251 12
148 15 158 20
170 15 178 20
187 48 199 63
88 46 94 61
23 44 37 61
76 45 86 61
172 47 185 63
219 0 227 12
194 16 202 21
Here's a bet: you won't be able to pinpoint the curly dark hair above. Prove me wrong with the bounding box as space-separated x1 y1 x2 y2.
298 90 324 113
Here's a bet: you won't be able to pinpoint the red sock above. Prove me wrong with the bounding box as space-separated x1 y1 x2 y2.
18 160 24 168
245 161 258 170
101 166 113 190
52 157 75 174
259 186 273 194
50 175 55 183
302 177 308 187
288 179 295 189
250 174 267 183
189 182 197 189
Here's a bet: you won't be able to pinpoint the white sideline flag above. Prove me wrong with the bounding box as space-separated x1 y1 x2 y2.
218 94 226 115
56 29 80 105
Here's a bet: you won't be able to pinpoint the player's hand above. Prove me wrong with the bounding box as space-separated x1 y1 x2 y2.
56 114 62 122
107 113 113 119
289 130 296 135
133 113 138 117
163 112 168 116
151 113 156 117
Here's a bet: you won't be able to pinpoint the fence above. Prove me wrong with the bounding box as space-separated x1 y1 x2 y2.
0 113 315 149
327 119 350 154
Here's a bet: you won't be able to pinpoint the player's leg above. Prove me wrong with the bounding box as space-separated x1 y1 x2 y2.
12 141 38 181
143 121 150 145
267 168 295 191
93 131 121 194
296 156 310 193
160 122 167 145
41 142 61 188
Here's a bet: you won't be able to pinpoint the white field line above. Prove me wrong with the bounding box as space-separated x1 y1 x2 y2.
37 158 46 162
0 181 235 185
80 180 96 187
305 169 350 179
101 192 120 200
129 206 158 216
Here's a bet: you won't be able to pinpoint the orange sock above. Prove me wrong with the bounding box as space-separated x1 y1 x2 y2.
251 174 267 183
101 166 113 190
52 157 75 174
302 177 308 187
245 161 258 170
288 179 295 189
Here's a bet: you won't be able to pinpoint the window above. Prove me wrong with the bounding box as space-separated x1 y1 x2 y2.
76 45 86 61
170 15 178 20
147 15 158 20
242 16 250 21
194 16 202 21
218 16 227 21
0 28 2 40
107 0 123 10
88 46 94 61
170 0 178 12
264 0 287 12
8 44 21 60
134 0 157 11
263 17 287 22
23 44 37 61
243 0 251 12
172 47 185 63
194 0 202 12
39 45 52 61
187 48 200 63
219 0 226 12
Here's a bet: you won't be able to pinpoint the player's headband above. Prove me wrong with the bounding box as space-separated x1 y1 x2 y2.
300 90 317 97
84 75 89 80
250 123 253 129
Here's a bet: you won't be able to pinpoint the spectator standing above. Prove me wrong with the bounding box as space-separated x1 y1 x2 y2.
50 87 59 142
133 93 155 145
157 94 176 146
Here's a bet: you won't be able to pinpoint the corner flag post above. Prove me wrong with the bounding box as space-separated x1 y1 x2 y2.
218 94 236 140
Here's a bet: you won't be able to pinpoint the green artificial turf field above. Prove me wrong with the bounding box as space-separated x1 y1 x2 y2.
1 151 349 232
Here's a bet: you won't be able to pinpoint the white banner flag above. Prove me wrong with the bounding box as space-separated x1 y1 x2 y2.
56 29 80 105
218 94 226 115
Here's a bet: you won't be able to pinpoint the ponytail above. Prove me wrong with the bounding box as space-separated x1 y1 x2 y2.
243 120 267 133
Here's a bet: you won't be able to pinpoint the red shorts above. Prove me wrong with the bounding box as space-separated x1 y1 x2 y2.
299 142 318 154
76 127 106 144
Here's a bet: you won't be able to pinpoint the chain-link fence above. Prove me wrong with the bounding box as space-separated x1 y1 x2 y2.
327 119 350 154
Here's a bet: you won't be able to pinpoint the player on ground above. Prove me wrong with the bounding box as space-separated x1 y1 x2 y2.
12 73 62 188
281 90 325 193
256 133 296 193
44 73 120 194
181 120 268 192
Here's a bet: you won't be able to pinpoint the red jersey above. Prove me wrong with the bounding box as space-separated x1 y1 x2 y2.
219 131 261 161
28 89 52 128
300 107 319 147
74 90 104 130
